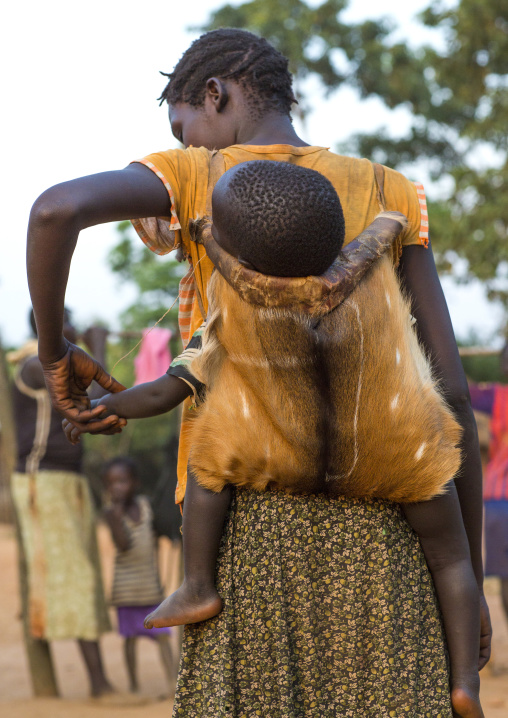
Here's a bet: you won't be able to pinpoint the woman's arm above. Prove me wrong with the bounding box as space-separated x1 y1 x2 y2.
398 240 491 668
28 162 171 362
26 163 171 424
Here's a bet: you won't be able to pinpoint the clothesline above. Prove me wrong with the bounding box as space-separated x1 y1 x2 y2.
109 332 499 358
458 347 500 357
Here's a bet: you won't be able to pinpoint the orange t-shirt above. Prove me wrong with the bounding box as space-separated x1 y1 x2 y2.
131 144 429 503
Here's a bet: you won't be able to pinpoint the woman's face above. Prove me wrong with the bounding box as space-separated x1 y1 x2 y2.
169 78 239 150
169 101 237 150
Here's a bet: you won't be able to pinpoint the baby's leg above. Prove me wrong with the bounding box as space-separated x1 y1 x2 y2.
145 466 231 628
403 484 484 718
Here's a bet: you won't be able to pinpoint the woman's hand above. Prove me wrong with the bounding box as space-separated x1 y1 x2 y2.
62 411 127 444
41 340 125 428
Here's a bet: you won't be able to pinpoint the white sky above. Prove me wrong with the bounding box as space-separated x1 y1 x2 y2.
1 0 502 348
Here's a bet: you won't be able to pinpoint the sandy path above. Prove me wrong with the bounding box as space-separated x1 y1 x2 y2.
0 523 178 716
1 523 507 717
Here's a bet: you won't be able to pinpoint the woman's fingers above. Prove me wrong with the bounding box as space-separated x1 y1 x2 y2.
62 418 82 445
62 404 127 433
63 406 109 426
42 342 125 423
62 413 127 437
87 416 127 435
92 363 126 394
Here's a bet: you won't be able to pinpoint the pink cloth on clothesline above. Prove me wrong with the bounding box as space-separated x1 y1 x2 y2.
134 328 172 385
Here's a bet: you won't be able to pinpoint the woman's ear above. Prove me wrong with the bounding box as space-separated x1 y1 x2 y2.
206 77 229 113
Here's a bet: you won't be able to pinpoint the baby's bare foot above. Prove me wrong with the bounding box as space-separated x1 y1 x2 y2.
144 583 222 628
451 684 484 718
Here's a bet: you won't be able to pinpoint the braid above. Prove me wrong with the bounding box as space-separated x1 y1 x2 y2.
159 29 294 116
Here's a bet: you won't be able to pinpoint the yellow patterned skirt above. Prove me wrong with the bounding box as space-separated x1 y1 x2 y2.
174 489 452 718
11 470 110 641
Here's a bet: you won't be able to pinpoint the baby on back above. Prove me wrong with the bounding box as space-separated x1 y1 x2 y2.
67 160 483 718
189 161 461 503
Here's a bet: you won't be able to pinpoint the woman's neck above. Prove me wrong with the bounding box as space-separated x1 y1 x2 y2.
235 111 310 147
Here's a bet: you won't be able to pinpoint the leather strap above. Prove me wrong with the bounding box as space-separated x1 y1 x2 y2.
373 162 386 212
193 150 227 320
373 162 403 266
197 211 408 315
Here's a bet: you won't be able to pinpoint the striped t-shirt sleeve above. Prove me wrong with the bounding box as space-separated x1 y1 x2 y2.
167 323 206 401
412 182 429 248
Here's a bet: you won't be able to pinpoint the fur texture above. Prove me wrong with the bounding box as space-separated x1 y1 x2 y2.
196 212 408 316
189 255 461 503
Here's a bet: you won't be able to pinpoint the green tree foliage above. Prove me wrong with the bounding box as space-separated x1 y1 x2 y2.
106 216 186 429
83 221 186 502
195 0 399 117
82 337 181 505
108 220 185 333
346 0 508 297
201 0 508 301
461 352 504 384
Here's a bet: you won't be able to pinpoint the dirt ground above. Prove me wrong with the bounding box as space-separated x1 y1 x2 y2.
0 523 179 717
1 523 508 718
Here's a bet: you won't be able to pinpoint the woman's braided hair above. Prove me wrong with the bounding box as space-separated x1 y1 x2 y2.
159 28 295 116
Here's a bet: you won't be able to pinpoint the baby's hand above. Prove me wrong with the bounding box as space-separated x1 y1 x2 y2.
62 401 127 444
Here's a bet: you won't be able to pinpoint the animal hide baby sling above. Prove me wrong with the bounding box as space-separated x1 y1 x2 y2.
186 155 461 503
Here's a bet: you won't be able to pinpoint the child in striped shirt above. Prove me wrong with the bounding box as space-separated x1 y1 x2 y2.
103 456 175 694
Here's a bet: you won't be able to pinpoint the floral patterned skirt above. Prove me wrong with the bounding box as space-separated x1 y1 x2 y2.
11 470 110 641
173 489 452 718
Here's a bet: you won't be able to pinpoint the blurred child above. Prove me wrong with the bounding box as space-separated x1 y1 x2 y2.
102 456 175 693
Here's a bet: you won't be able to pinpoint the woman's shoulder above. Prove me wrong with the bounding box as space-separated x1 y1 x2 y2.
318 152 426 248
320 151 415 186
133 145 211 180
129 146 213 253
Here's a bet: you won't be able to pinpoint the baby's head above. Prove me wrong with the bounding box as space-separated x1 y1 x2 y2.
102 456 139 504
211 161 345 277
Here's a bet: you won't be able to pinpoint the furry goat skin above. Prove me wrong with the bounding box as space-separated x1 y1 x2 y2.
188 221 462 503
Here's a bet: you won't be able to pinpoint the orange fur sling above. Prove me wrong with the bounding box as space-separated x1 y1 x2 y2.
186 159 461 503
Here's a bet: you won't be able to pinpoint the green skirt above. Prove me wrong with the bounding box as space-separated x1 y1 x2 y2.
11 470 110 641
173 489 452 718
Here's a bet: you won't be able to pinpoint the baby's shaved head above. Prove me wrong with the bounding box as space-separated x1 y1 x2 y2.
212 161 345 277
